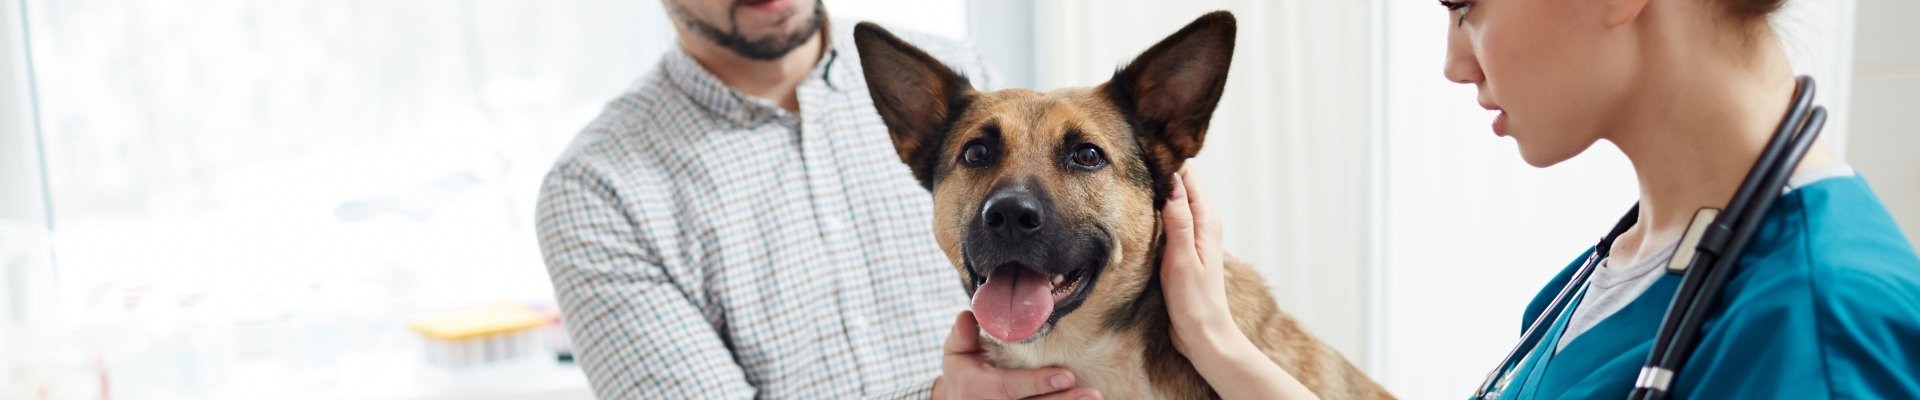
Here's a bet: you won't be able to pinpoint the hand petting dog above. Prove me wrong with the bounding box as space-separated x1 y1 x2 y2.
1160 168 1320 400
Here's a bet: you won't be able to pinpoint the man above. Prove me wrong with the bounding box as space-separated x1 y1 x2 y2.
536 1 1092 398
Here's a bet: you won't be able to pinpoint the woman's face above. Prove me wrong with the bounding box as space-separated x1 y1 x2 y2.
1443 0 1638 167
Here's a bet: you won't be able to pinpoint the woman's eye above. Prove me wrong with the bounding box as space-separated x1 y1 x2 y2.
1069 144 1104 169
1440 0 1472 26
961 142 991 167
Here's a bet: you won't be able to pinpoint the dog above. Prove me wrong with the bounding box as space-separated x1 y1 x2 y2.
852 11 1392 399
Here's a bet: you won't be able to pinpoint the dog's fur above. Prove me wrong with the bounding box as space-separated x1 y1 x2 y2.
853 12 1392 399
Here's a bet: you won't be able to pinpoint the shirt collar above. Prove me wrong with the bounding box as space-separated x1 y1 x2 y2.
660 17 856 127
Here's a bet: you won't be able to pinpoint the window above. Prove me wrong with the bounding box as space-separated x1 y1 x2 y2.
13 0 969 398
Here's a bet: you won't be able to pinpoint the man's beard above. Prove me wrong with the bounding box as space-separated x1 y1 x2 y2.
672 0 825 61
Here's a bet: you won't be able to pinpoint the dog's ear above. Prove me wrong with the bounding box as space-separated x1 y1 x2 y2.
1105 11 1235 195
854 22 975 191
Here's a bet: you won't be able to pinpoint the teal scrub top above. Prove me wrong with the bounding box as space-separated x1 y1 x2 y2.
1497 175 1920 399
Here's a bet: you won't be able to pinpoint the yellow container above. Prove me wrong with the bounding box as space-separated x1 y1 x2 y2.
410 303 549 368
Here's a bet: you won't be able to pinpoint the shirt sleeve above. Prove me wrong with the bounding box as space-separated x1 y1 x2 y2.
1678 257 1920 398
537 160 756 400
1804 266 1920 397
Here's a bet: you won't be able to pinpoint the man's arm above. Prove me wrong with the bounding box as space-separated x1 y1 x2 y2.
537 160 755 400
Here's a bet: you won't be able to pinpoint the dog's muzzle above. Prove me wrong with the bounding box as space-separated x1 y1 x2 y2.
963 179 1106 344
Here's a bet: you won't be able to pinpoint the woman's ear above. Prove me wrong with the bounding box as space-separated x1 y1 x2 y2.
1605 0 1653 27
1104 11 1236 188
853 22 976 190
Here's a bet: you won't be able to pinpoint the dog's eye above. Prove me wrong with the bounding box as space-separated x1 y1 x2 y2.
961 142 991 167
1070 144 1105 169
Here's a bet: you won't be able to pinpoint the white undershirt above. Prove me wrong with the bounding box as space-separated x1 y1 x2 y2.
1554 163 1858 352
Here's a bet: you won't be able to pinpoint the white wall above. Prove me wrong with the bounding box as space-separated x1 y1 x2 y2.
0 0 46 229
1376 7 1641 395
965 0 1035 89
0 0 51 391
1849 0 1920 248
830 0 969 41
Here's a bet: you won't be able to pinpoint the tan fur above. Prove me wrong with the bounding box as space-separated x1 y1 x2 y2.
921 90 1391 400
853 14 1392 399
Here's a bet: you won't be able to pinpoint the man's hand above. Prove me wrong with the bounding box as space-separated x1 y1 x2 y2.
931 311 1103 400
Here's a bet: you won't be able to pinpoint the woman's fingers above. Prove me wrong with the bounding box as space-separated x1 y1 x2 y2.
1160 166 1243 363
1162 171 1200 275
1178 167 1223 266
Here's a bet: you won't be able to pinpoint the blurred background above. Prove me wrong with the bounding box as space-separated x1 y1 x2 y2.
0 0 1913 399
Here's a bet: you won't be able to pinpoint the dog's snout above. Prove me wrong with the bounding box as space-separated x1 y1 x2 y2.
981 192 1046 238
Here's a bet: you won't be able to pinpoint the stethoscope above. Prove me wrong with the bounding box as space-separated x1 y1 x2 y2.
1472 75 1830 400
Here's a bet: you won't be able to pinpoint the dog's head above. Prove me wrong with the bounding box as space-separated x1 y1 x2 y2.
854 12 1234 344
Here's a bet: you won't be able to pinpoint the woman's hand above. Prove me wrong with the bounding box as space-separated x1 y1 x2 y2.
1159 168 1239 360
1159 167 1320 400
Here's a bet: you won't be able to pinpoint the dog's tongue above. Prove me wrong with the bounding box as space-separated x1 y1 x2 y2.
971 267 1055 343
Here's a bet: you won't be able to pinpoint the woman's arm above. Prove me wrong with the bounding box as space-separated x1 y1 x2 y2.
1159 168 1320 400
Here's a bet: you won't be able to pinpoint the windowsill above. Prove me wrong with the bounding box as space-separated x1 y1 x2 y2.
4 334 592 400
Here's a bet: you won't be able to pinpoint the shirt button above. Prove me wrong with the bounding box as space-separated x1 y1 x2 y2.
849 316 870 330
823 218 848 233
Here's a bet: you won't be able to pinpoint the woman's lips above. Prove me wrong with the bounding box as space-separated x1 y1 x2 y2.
1493 111 1509 137
1478 100 1507 137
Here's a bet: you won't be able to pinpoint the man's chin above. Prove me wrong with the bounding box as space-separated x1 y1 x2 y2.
720 2 820 60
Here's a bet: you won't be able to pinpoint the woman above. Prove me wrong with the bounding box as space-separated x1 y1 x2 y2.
1160 0 1920 398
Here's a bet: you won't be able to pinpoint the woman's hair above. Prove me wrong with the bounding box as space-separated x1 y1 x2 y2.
1719 0 1785 25
1713 0 1785 46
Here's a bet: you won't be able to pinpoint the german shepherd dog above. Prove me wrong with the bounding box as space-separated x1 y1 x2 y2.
853 11 1391 399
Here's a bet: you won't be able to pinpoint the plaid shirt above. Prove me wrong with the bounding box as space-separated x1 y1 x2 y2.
536 20 997 399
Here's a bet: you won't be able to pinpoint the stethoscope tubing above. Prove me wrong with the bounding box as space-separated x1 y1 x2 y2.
1472 76 1828 400
1629 76 1829 400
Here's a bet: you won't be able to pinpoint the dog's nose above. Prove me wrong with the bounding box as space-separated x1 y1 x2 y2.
981 191 1046 238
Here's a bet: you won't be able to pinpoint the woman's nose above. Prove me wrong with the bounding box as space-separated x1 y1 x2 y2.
1443 30 1483 84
